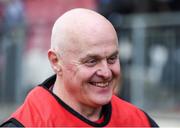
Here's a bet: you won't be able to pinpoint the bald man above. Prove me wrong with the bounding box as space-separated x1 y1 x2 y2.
1 8 158 127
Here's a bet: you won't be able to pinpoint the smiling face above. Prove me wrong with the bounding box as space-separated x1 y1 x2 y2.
61 41 120 108
59 23 120 108
49 8 121 109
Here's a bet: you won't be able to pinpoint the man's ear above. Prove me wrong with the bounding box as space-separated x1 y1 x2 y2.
48 49 61 74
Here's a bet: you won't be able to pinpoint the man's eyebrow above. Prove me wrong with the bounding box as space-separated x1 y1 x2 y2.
108 50 119 58
81 50 119 61
80 54 101 62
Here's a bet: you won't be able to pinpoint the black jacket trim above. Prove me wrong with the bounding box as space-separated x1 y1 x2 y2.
40 74 56 88
39 75 112 127
143 111 159 127
0 118 24 127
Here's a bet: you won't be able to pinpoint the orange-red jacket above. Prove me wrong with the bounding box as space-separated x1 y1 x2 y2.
1 75 158 127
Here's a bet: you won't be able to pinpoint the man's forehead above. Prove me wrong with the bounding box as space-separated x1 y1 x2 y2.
51 8 118 57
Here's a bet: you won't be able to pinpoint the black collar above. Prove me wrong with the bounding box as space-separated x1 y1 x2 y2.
39 75 112 127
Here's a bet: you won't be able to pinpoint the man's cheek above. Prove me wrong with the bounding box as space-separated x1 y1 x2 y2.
112 65 120 77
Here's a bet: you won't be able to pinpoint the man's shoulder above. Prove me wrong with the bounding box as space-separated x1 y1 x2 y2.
24 86 47 102
112 95 139 109
111 95 146 115
111 95 159 127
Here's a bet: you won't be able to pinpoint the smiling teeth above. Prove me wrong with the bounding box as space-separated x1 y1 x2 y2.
93 82 109 88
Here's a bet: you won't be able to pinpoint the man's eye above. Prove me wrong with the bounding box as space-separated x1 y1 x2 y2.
107 55 118 64
85 59 97 67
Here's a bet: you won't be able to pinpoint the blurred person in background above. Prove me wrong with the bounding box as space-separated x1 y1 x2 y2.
0 8 158 127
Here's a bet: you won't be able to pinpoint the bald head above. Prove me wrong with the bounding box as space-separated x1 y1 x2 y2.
48 9 120 109
50 8 118 55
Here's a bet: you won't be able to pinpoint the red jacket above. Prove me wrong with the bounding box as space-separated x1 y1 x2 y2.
1 75 158 127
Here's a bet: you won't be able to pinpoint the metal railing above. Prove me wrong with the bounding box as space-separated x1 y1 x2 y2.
111 12 180 110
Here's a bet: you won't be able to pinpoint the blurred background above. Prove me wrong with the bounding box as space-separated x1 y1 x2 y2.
0 0 180 126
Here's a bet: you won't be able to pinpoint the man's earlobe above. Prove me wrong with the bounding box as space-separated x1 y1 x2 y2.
53 66 60 72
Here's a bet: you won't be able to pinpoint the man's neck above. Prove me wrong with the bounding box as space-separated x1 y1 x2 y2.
52 80 102 122
78 104 102 121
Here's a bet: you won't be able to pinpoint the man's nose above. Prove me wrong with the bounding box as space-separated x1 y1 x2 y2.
96 61 112 80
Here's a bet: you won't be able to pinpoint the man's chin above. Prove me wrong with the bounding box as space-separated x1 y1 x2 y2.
93 97 112 106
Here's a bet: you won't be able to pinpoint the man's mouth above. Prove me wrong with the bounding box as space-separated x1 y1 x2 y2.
89 82 110 88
